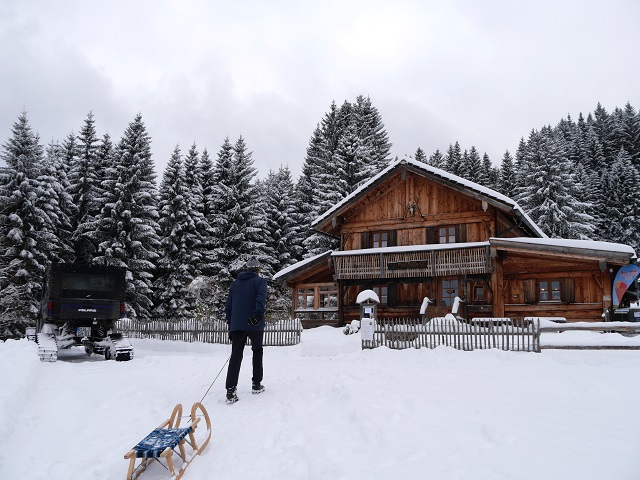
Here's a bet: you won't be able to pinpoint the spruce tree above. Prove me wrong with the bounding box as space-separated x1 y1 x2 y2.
299 122 338 258
445 142 463 176
87 113 160 318
208 136 264 314
428 149 445 169
498 150 517 198
515 128 594 239
69 112 102 262
197 147 216 276
154 146 197 317
611 103 640 167
596 148 640 251
465 146 483 184
182 143 209 277
262 166 303 275
414 147 426 163
45 141 77 263
0 113 52 337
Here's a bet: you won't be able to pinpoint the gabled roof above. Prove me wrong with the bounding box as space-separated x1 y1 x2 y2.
311 157 547 238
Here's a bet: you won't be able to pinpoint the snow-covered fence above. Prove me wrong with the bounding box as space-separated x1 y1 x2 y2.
536 320 640 350
114 317 302 346
362 316 538 352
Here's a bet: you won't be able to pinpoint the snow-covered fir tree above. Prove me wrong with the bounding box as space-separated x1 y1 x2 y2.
208 136 265 314
0 113 54 337
413 147 427 163
261 165 303 275
464 146 484 184
45 141 77 263
154 146 198 317
482 153 498 189
515 128 594 239
197 147 216 276
497 150 517 198
428 149 445 169
596 148 640 251
445 142 463 176
68 112 102 262
87 113 160 318
299 96 390 258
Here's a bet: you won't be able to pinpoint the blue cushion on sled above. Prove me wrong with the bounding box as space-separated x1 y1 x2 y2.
133 427 193 458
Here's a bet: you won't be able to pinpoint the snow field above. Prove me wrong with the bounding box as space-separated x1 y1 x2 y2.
1 327 640 480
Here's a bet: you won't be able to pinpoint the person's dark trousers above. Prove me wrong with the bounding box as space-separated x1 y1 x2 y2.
225 330 264 389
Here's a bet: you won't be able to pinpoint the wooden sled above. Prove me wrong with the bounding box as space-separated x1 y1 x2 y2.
124 402 212 480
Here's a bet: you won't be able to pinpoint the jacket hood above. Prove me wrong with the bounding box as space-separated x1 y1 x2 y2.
237 270 259 281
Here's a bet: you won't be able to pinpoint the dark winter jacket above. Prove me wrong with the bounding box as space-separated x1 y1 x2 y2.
225 270 268 332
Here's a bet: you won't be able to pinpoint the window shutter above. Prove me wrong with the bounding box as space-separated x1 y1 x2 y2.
426 227 436 244
561 278 575 303
456 224 467 243
388 230 397 247
523 279 536 304
361 232 370 249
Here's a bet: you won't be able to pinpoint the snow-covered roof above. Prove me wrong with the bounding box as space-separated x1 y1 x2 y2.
274 237 636 283
490 237 636 256
273 250 332 281
311 157 547 238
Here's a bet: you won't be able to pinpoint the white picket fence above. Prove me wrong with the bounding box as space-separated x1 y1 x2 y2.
114 317 302 346
362 316 538 352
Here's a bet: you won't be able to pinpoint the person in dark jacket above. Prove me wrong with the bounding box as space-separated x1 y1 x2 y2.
224 257 268 403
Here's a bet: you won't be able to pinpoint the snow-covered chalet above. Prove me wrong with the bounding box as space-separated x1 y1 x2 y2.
273 158 636 327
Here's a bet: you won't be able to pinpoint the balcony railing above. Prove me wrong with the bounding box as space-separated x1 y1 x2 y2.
333 245 490 280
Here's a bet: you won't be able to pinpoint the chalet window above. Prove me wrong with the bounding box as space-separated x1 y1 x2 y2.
319 285 338 308
372 286 388 305
473 285 484 302
427 225 466 244
297 288 315 309
438 226 456 244
372 231 388 248
539 280 561 302
523 278 575 304
295 284 339 322
441 279 458 306
362 230 396 249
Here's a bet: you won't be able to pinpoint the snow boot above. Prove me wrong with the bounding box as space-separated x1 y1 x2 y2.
226 387 238 404
252 382 265 394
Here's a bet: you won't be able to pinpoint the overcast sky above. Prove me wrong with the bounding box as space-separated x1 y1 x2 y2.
2 0 639 180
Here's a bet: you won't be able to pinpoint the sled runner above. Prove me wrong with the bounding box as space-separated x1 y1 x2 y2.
124 402 212 480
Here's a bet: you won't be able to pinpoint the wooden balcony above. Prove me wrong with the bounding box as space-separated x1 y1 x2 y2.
332 245 491 280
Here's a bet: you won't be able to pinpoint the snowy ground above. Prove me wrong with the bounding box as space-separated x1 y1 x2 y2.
2 327 640 480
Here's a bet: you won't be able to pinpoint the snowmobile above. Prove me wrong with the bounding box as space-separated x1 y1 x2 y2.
35 263 133 362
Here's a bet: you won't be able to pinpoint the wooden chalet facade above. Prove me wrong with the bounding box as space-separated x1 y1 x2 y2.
273 158 636 327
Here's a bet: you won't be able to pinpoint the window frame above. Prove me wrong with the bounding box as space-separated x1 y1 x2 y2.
295 283 339 311
371 231 389 249
440 278 459 307
372 285 388 305
438 225 457 244
538 279 562 303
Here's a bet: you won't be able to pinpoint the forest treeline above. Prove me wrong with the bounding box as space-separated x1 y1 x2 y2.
1 96 638 339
